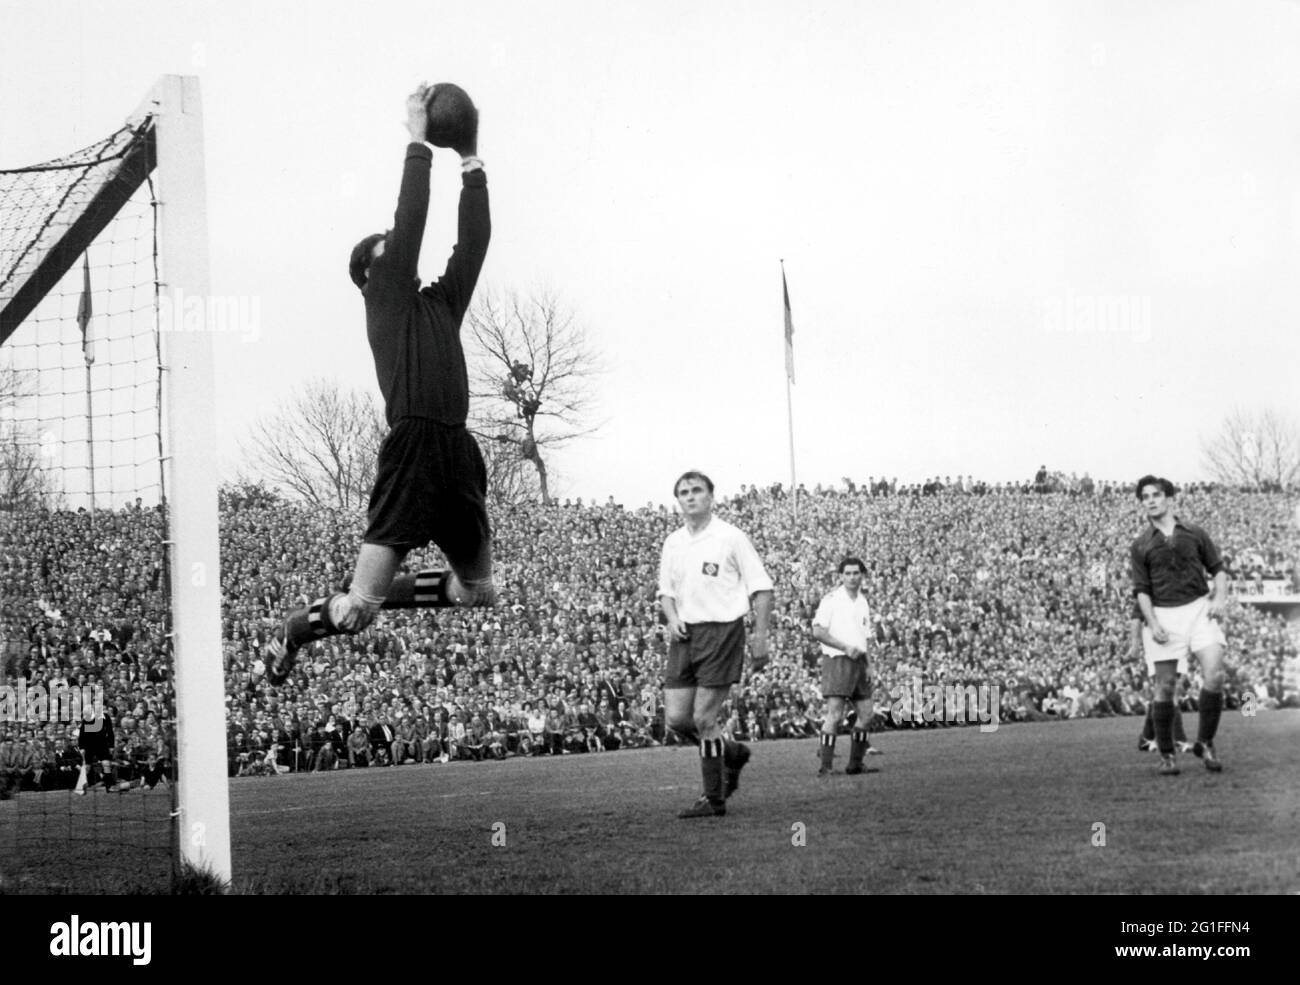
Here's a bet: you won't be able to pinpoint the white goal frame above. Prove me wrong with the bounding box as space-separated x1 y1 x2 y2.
1 74 231 887
148 74 232 885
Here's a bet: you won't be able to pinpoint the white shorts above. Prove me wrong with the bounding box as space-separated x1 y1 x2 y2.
1142 597 1225 675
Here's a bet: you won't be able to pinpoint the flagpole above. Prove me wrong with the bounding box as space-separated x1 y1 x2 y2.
785 354 797 522
85 362 94 519
781 259 797 522
78 253 95 521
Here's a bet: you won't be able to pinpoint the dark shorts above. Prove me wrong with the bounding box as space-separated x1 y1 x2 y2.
664 619 746 689
364 418 490 573
821 654 872 700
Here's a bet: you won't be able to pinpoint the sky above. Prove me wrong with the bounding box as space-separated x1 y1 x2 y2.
2 0 1299 507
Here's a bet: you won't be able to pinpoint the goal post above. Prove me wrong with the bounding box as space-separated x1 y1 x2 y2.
0 74 229 890
153 75 231 885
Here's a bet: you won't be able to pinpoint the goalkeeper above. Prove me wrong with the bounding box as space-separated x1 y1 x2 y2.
264 82 495 685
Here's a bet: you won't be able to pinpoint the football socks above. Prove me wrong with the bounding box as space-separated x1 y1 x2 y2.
700 738 724 804
847 730 870 769
383 569 450 608
819 732 836 771
1151 700 1176 756
1197 689 1223 745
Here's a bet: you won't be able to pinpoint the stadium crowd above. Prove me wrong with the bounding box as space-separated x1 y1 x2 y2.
1 474 1297 790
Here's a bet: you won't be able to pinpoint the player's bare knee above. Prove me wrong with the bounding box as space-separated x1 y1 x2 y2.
665 712 693 735
327 590 381 634
448 572 498 607
692 715 719 737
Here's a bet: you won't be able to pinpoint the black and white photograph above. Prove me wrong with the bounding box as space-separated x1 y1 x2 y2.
0 0 1295 953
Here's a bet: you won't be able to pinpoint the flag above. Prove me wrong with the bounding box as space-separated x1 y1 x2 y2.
77 254 94 366
782 268 795 384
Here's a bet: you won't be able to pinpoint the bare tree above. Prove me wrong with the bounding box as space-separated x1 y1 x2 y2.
1202 407 1300 491
0 363 34 415
241 378 386 509
0 363 56 511
0 433 54 511
466 288 603 504
219 480 285 512
473 429 541 508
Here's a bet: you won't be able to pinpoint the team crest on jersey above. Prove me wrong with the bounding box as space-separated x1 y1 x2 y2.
701 561 719 577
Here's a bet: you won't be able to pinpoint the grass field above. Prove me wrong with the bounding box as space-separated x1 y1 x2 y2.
4 710 1298 894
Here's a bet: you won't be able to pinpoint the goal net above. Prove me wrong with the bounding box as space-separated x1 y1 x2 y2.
0 76 229 892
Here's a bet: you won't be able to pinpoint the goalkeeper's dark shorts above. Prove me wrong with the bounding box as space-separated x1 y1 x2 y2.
363 417 490 575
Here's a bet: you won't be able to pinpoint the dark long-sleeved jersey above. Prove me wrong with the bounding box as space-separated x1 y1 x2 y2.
1129 518 1225 607
363 143 490 426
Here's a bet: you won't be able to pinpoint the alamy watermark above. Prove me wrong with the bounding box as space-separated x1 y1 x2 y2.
0 678 103 730
50 915 151 965
1042 290 1151 343
158 286 261 343
886 677 1001 732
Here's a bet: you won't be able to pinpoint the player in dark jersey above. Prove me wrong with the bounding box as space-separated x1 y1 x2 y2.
1129 475 1229 775
263 83 495 686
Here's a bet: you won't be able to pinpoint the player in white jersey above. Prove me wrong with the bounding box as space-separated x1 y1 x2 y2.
812 557 880 775
658 471 773 818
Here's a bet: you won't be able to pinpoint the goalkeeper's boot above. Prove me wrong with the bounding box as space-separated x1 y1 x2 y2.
677 794 726 819
264 596 338 685
1192 741 1223 773
263 625 301 686
1157 754 1180 776
723 742 751 798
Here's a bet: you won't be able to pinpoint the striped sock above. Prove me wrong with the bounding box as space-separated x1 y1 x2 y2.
700 738 724 802
285 595 339 648
819 732 836 771
848 730 870 767
382 569 450 609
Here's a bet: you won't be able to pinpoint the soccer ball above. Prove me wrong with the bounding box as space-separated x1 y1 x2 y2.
424 83 477 150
